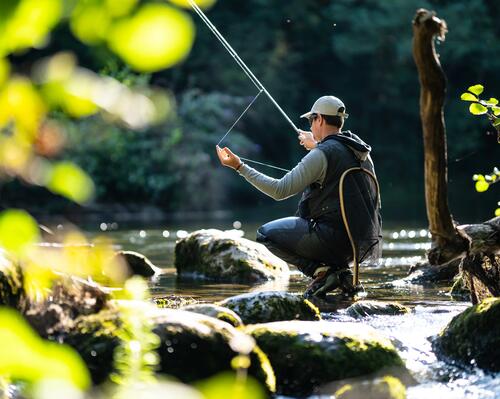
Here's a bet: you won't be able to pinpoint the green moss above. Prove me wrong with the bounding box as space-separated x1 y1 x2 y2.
434 297 500 371
246 323 404 396
335 375 406 399
346 301 410 318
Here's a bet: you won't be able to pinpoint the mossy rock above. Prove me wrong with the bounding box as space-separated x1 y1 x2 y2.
114 250 161 277
346 301 411 318
432 297 500 371
0 250 24 308
218 291 320 324
153 295 199 309
244 321 405 396
175 229 289 282
64 303 276 392
181 304 243 327
334 375 406 399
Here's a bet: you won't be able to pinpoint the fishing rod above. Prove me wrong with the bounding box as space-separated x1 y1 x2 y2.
188 0 299 134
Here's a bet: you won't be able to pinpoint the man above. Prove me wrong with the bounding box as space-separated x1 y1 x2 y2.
216 95 381 298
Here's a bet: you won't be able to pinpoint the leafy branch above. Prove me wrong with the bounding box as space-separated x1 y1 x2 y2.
461 84 499 216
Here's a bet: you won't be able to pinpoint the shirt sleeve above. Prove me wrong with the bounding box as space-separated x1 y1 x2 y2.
237 149 327 200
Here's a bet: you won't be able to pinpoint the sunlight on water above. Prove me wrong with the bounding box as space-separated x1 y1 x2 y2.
81 223 500 399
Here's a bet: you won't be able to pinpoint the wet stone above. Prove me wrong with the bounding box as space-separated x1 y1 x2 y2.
346 300 411 318
175 229 289 283
432 297 500 371
180 303 243 327
218 291 320 324
244 320 406 396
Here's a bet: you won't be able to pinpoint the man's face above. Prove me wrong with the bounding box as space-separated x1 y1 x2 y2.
309 114 321 140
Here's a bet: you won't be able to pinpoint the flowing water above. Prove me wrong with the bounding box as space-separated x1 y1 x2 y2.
84 220 500 399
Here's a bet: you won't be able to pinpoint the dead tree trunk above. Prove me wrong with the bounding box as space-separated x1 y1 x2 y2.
412 9 500 303
412 9 469 263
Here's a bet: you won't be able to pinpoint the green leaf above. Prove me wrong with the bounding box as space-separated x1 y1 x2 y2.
46 161 95 204
492 107 500 116
108 4 195 72
496 208 500 217
460 92 477 102
469 103 488 115
468 84 484 96
493 119 500 127
475 180 489 192
0 210 39 256
196 372 267 399
485 98 499 106
0 308 90 389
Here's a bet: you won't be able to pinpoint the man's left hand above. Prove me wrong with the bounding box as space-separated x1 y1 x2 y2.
216 145 242 170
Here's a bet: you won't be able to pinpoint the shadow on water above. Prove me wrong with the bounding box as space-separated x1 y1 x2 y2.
83 221 500 399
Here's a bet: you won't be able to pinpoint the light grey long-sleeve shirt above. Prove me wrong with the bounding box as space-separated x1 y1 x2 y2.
237 149 328 200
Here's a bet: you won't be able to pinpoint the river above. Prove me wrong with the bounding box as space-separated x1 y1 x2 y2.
84 219 500 399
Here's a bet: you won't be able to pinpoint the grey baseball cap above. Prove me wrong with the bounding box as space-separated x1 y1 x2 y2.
300 95 349 119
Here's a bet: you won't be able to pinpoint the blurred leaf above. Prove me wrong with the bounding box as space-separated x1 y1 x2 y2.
0 136 32 173
469 103 488 115
460 92 477 102
105 0 139 18
475 180 489 193
0 209 39 256
0 0 62 56
493 107 500 116
196 372 266 399
70 2 112 45
496 208 500 217
47 161 95 203
468 84 484 96
0 77 47 142
0 307 90 389
493 119 500 127
0 58 9 87
168 0 217 10
108 4 195 72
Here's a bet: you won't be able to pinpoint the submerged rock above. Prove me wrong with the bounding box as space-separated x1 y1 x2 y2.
433 297 500 371
64 304 276 391
346 301 410 318
114 250 161 277
218 291 320 324
175 229 289 282
244 320 405 396
387 259 460 286
181 304 243 327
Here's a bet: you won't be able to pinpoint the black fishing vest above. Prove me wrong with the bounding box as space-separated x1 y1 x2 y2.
297 135 375 226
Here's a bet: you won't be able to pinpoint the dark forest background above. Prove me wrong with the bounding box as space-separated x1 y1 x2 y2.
1 0 499 224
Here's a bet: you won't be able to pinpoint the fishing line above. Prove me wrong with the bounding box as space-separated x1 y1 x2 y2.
189 0 299 173
188 0 298 133
239 157 290 173
217 89 263 146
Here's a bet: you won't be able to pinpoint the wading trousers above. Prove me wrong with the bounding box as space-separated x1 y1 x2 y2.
256 216 352 278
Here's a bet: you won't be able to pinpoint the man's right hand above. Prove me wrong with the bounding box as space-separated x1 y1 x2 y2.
298 130 317 150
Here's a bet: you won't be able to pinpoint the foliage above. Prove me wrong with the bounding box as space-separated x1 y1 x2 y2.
0 307 90 390
461 84 499 215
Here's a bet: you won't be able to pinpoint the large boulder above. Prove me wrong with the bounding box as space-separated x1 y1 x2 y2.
218 291 320 324
346 301 411 318
175 229 289 282
64 303 276 392
432 297 500 371
244 321 405 396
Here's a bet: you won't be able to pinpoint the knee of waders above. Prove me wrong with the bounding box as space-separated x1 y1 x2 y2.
256 226 268 243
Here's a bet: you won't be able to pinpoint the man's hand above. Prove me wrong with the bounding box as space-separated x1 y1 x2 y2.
298 130 317 150
216 145 243 170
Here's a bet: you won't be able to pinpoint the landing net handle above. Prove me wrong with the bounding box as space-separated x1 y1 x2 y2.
339 167 381 287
